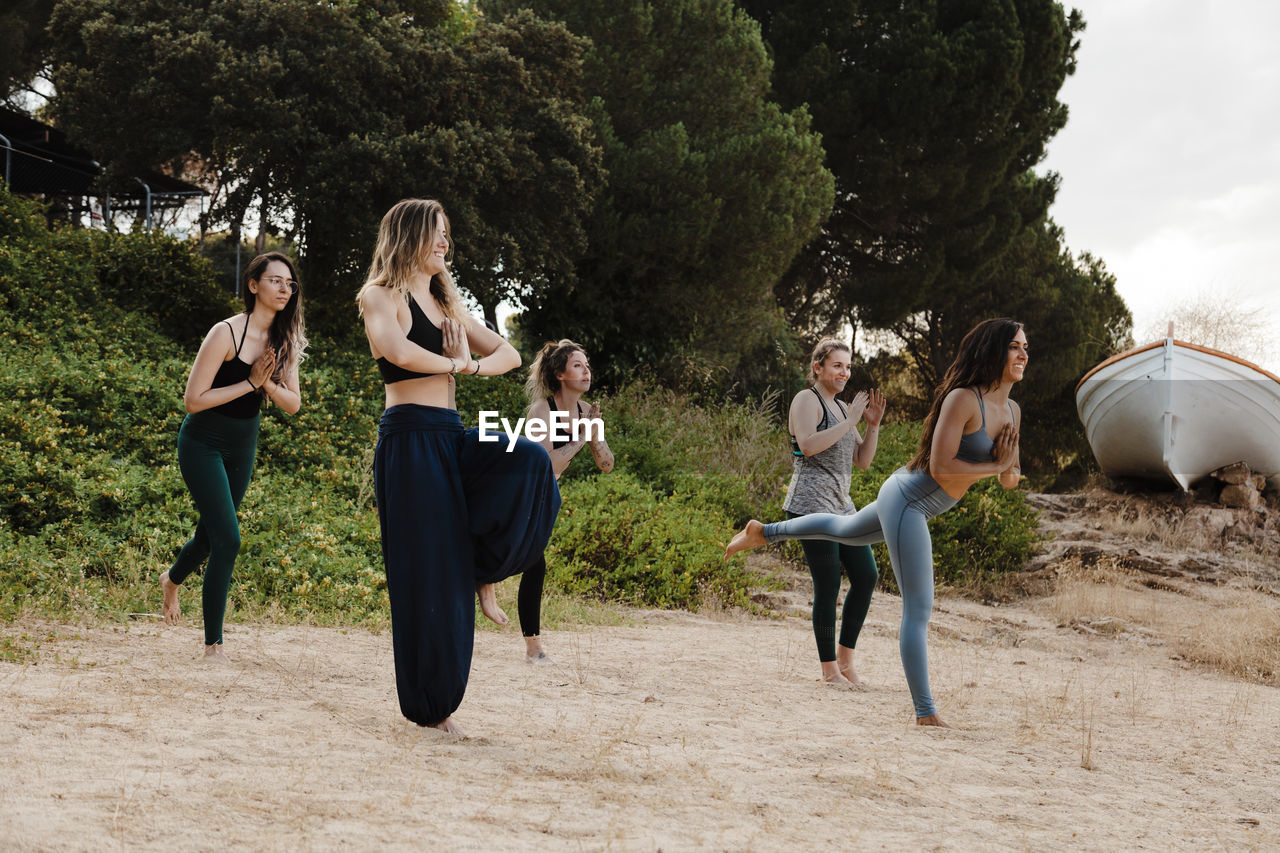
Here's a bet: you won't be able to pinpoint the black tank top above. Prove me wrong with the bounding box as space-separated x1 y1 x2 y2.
376 294 446 383
209 318 261 419
547 396 585 449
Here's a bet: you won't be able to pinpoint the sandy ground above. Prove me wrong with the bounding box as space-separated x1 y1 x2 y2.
2 580 1278 852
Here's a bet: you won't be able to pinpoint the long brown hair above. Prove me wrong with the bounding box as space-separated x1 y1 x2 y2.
526 339 587 404
907 318 1023 472
356 198 469 326
243 251 307 383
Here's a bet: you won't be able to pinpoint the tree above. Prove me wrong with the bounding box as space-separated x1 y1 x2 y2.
484 0 834 388
738 0 1084 345
880 217 1132 471
0 0 55 108
48 0 603 331
1139 292 1275 367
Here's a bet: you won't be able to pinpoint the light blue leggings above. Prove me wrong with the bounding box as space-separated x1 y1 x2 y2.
763 467 957 718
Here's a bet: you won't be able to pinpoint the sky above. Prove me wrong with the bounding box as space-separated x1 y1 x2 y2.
1039 0 1280 370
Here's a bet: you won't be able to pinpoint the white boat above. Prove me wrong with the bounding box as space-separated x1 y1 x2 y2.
1075 334 1280 490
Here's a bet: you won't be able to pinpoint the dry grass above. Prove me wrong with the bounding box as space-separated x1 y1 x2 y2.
1049 559 1168 633
1089 502 1218 553
1048 556 1280 686
1178 599 1280 685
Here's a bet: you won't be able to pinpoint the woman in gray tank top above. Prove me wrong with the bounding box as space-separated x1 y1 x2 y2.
783 338 885 688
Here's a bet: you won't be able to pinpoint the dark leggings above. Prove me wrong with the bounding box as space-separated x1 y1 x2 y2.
517 555 547 637
790 512 878 662
167 410 260 646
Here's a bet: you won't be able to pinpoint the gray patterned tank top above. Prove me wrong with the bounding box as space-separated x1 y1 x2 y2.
783 388 860 516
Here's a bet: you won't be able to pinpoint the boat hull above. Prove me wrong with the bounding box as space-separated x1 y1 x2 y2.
1075 339 1280 490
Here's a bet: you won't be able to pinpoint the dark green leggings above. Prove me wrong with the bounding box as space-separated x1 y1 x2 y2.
790 512 878 662
168 410 260 646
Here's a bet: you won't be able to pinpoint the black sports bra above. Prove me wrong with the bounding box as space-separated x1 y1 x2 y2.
547 397 586 449
376 295 446 383
209 318 261 419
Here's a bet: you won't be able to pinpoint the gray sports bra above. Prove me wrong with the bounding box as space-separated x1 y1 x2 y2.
955 388 1015 463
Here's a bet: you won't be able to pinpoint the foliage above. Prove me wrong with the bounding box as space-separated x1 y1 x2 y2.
739 0 1084 341
47 0 603 331
0 187 388 623
0 0 55 106
593 379 793 525
874 218 1132 476
486 0 834 392
81 230 238 345
548 472 759 609
1 185 1040 628
0 187 779 625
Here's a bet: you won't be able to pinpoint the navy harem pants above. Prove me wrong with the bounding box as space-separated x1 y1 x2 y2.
375 404 561 726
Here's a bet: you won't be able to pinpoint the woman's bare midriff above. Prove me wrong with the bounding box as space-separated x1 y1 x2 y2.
383 373 454 410
930 470 982 502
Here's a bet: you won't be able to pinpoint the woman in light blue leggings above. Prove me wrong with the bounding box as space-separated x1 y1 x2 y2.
726 318 1029 727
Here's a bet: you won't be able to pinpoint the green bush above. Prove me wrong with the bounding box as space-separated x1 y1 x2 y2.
83 229 238 345
549 472 758 609
0 184 1039 631
592 380 793 524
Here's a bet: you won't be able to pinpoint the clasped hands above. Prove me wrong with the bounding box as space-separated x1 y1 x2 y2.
441 318 476 374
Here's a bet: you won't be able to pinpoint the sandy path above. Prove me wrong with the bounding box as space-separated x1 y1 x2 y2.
1 590 1277 851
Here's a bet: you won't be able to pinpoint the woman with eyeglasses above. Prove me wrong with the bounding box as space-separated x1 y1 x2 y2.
359 198 560 736
160 252 306 661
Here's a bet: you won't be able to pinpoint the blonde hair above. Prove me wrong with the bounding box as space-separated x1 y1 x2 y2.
809 338 851 382
526 339 587 404
357 198 469 326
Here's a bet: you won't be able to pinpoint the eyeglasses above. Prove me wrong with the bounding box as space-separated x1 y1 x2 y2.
260 275 299 293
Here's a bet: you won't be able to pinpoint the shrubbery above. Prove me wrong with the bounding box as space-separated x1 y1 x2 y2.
549 472 758 609
0 186 1039 627
0 189 389 623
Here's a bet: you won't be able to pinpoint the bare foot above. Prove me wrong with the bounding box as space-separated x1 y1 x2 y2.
837 664 865 687
723 520 766 562
201 644 228 664
916 713 952 728
476 583 509 625
160 571 180 625
524 637 553 665
820 660 856 688
433 716 466 736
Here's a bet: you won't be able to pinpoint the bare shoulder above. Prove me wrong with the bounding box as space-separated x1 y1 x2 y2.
527 397 552 420
205 318 237 345
360 284 394 311
941 386 979 411
790 388 820 414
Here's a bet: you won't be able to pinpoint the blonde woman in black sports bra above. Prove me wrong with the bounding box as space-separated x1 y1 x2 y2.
357 198 560 736
519 340 615 663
